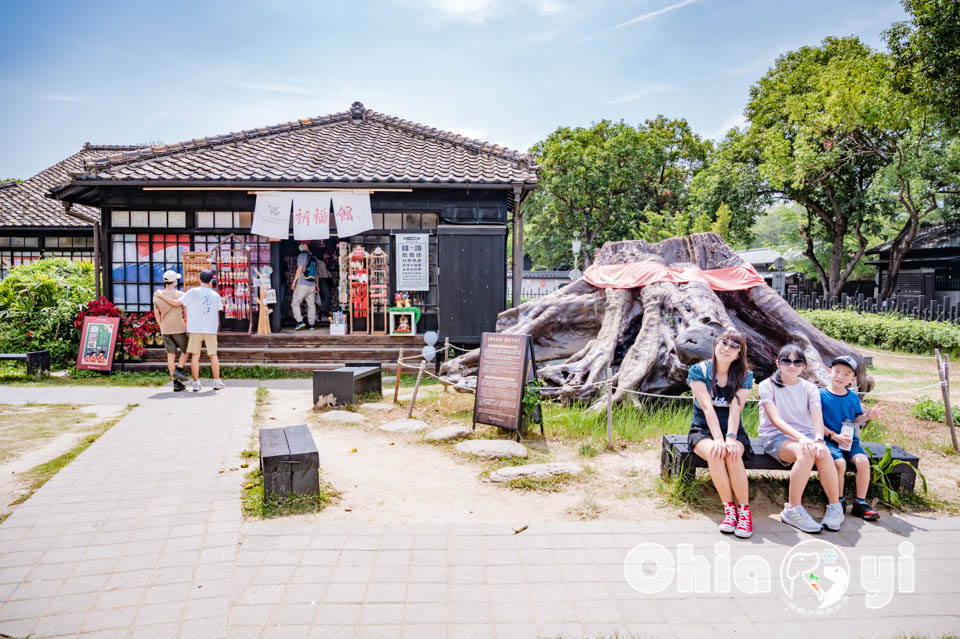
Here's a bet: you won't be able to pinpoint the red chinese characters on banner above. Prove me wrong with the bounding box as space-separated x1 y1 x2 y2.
313 207 328 225
336 205 354 223
295 208 310 226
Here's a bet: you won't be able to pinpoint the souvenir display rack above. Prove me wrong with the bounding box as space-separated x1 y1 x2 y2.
181 251 213 291
349 246 369 334
210 233 254 335
369 248 388 335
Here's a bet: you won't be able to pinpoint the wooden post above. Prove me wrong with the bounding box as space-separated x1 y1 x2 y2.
393 349 404 404
605 365 614 450
935 349 959 452
443 337 450 393
407 359 426 419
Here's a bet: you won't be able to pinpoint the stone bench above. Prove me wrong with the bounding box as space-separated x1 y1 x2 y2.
259 424 320 497
312 362 382 406
0 350 50 376
660 434 921 494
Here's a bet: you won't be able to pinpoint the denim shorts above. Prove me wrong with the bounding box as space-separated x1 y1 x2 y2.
826 440 869 463
761 432 795 466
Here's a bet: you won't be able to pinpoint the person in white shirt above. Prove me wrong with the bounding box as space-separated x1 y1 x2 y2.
161 269 224 392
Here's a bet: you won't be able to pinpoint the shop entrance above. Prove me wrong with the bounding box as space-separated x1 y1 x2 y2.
278 239 340 329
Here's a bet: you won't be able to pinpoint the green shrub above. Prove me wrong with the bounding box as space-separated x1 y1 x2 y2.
911 397 960 426
799 309 960 356
0 259 94 365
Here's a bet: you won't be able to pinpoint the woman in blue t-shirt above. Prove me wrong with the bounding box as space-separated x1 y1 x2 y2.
686 329 755 538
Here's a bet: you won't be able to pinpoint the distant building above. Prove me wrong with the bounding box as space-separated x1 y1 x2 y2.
506 270 573 299
867 221 960 305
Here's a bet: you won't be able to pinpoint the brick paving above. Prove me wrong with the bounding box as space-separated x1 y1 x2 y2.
0 386 958 638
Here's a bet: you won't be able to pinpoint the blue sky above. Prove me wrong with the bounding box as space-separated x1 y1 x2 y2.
0 0 907 179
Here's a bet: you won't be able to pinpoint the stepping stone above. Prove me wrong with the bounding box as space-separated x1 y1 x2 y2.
455 440 528 459
425 425 472 441
318 410 365 425
488 462 582 483
359 403 394 412
380 419 428 433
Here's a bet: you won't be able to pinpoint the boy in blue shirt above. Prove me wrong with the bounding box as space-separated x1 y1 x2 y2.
820 355 886 520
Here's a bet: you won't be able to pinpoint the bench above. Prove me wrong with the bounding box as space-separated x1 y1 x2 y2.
0 350 50 376
312 361 382 406
660 434 921 494
259 424 320 497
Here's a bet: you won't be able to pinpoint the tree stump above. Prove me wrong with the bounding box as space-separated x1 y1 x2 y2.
440 233 873 406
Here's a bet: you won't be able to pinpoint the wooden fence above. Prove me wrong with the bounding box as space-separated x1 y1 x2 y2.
788 292 960 324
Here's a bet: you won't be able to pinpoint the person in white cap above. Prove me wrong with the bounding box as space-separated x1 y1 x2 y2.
290 242 318 330
153 270 191 392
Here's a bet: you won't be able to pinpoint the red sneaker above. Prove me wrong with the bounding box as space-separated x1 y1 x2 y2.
735 504 753 538
719 502 737 533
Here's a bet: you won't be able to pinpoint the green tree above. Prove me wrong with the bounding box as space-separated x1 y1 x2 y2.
524 118 712 268
886 0 960 131
742 37 899 298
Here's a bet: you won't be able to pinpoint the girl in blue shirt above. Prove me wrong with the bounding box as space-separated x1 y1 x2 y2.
686 329 755 538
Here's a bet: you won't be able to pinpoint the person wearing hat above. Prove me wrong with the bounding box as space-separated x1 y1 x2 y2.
162 269 224 392
820 354 887 520
153 270 191 392
290 242 318 331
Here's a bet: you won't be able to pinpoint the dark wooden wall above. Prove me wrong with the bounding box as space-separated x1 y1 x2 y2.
438 226 506 343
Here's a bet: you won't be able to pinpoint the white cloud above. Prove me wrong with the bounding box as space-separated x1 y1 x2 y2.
423 0 499 23
408 0 567 25
574 0 700 45
606 84 678 104
229 81 324 97
449 127 488 140
39 94 95 102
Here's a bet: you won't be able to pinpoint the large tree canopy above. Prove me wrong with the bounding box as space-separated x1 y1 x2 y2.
523 118 713 270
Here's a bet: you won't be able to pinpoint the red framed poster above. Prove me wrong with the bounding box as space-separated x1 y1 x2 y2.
76 316 120 372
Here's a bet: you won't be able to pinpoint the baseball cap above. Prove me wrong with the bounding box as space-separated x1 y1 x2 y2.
199 269 215 284
831 355 858 372
162 270 182 283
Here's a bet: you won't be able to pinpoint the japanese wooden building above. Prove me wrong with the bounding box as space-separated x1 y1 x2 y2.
867 221 960 305
50 102 540 342
0 144 144 278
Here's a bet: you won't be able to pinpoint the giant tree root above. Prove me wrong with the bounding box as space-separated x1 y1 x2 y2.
440 233 874 402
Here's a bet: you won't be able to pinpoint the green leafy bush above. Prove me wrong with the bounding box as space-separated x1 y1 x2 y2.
0 259 94 366
799 309 960 356
911 397 960 426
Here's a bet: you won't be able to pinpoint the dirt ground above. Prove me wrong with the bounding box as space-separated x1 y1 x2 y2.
257 359 960 525
0 403 128 508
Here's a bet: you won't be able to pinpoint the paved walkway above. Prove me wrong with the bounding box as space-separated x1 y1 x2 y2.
0 385 958 639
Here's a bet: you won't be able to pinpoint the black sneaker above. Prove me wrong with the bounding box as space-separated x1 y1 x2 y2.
293 322 307 331
308 324 316 330
173 379 186 392
173 366 190 382
851 500 880 520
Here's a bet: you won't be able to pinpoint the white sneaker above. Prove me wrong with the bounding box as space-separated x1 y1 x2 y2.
821 502 845 531
192 381 202 392
780 503 823 534
212 379 225 391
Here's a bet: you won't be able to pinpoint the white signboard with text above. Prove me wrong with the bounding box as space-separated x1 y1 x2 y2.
396 233 429 291
293 192 332 241
332 192 373 238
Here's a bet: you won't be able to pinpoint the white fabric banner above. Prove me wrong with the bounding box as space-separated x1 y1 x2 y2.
292 192 333 240
332 192 374 238
396 233 430 291
251 193 292 239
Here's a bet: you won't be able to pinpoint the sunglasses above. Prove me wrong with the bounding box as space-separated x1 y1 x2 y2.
718 338 741 350
779 357 806 367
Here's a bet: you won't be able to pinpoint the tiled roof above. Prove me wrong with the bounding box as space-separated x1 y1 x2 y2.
78 102 539 186
869 221 960 254
0 144 142 227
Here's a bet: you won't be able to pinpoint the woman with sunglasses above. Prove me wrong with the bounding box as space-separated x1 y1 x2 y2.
687 329 754 538
758 344 843 534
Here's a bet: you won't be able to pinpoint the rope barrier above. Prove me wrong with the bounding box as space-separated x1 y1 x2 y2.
854 348 938 361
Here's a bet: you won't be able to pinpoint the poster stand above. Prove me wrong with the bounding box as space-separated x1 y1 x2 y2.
472 333 541 440
76 316 121 372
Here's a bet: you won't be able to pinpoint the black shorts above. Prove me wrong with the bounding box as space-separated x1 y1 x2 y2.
687 423 756 461
162 333 188 354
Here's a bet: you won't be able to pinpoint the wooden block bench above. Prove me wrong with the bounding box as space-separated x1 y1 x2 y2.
259 424 320 497
660 434 921 494
312 362 382 406
0 350 50 376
